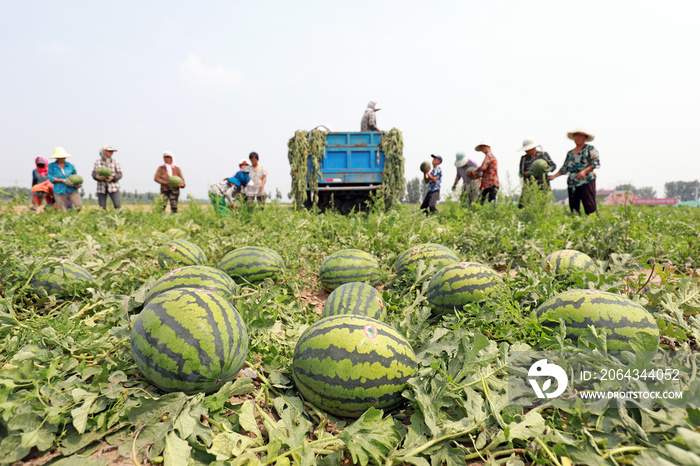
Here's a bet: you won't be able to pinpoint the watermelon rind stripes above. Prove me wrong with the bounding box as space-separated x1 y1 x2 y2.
130 288 249 394
427 262 506 312
145 266 238 304
292 315 417 418
541 249 597 277
319 249 381 292
30 259 94 292
157 240 208 268
395 243 460 276
217 246 285 284
536 289 659 351
322 282 387 321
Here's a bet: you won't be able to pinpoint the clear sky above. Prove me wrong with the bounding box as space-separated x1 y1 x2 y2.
2 1 699 200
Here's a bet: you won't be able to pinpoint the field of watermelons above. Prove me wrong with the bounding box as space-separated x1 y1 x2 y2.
1 198 700 466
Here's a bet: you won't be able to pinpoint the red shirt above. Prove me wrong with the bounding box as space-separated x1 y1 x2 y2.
478 153 500 189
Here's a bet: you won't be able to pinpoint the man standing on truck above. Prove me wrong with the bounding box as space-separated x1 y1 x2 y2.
421 154 443 214
360 101 381 131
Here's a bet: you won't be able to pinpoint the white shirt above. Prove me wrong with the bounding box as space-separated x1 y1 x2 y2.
248 164 267 196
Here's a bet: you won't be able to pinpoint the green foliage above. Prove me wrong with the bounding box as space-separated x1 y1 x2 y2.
0 202 699 464
380 128 406 209
287 129 326 209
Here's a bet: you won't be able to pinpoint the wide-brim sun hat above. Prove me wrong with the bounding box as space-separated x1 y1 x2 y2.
455 152 468 167
474 140 491 151
567 127 595 142
49 146 72 159
518 138 539 152
238 159 250 166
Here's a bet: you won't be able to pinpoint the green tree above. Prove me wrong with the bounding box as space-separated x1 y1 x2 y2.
664 180 700 201
615 184 656 198
405 178 423 204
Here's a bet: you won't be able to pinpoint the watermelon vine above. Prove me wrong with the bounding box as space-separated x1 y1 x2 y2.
287 129 326 209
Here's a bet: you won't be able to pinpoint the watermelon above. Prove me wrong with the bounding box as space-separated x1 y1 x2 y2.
145 266 238 305
167 228 187 239
292 315 417 418
217 246 285 284
169 176 183 187
395 243 460 276
420 161 430 173
319 249 381 292
157 239 208 269
530 158 549 177
427 262 506 313
466 167 479 179
322 282 386 321
542 250 597 277
130 288 249 393
97 166 112 178
536 289 659 351
30 259 94 293
67 174 83 186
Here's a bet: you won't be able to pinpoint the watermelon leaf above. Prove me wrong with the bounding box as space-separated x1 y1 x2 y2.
338 408 399 466
163 431 192 466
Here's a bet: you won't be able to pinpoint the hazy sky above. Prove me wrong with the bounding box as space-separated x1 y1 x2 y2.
2 1 699 200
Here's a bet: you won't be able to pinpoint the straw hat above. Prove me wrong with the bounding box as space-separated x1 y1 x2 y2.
518 138 539 152
474 140 491 151
455 152 468 167
567 127 595 142
49 146 72 159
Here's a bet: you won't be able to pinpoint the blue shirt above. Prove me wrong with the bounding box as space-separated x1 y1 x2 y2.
48 161 78 195
428 165 442 192
229 171 250 188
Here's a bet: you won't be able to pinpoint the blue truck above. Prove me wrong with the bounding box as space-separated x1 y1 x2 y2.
306 131 387 213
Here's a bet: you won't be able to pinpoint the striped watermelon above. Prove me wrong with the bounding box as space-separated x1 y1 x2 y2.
157 239 208 268
427 262 506 312
319 249 381 292
30 259 94 293
130 288 248 394
145 266 238 304
542 250 597 277
530 158 549 176
292 315 417 418
217 246 285 284
395 243 460 276
536 289 659 351
322 282 387 321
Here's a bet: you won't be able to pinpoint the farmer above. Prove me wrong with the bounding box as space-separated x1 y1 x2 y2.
473 141 499 203
47 146 82 211
421 154 443 214
517 138 556 208
30 156 54 211
209 159 252 216
451 152 479 205
360 101 381 132
154 151 185 213
92 145 123 210
247 152 267 205
548 128 600 215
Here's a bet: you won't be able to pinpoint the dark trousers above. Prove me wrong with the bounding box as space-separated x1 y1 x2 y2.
421 190 440 213
160 186 180 212
479 186 498 204
568 179 597 215
97 191 121 210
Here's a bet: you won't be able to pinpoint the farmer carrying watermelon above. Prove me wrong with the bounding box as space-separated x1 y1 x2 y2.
47 146 83 211
92 145 123 210
517 138 556 208
154 151 186 213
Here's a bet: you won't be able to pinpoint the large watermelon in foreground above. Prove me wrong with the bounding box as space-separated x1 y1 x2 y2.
217 246 284 284
157 239 208 268
427 262 506 312
542 249 597 277
30 259 94 293
530 158 550 177
144 266 238 304
292 315 417 418
395 243 460 276
322 282 387 321
130 288 248 394
319 249 381 292
536 289 659 351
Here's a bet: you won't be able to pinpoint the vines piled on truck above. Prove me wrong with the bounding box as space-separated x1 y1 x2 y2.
381 128 405 209
287 130 326 209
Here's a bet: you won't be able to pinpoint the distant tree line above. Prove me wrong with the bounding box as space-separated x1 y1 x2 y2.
664 180 700 201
